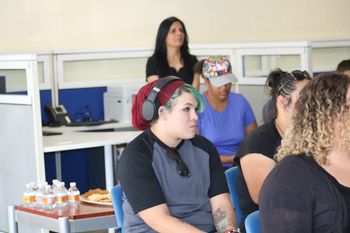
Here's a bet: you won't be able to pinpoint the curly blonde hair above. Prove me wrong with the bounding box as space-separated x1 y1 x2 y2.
276 73 350 165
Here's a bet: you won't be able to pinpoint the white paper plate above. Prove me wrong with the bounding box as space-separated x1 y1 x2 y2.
80 196 113 206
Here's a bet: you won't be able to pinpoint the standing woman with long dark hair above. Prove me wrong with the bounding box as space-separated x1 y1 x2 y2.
146 17 199 90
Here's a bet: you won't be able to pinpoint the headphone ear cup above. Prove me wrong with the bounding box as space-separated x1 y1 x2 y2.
142 99 156 121
141 76 181 122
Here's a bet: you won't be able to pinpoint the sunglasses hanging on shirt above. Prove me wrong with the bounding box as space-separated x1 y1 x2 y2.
166 148 191 177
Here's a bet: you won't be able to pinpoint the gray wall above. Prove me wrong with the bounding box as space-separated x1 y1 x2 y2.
239 85 270 126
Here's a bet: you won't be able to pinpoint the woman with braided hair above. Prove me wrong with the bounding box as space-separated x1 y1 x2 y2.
234 68 311 232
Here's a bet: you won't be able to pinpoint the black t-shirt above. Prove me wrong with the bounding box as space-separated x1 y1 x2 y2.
260 155 349 233
319 164 350 233
337 186 350 232
146 55 197 84
117 129 228 233
234 120 281 230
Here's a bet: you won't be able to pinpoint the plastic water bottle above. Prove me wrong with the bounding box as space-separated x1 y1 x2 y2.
22 183 36 208
55 182 68 208
67 182 80 207
41 184 55 210
30 182 38 193
52 179 60 192
35 181 47 209
51 179 60 205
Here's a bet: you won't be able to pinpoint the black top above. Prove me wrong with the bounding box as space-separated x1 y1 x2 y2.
319 164 350 233
234 120 281 231
146 55 198 84
117 129 228 233
260 155 349 233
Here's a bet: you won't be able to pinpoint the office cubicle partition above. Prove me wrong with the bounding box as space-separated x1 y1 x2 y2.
0 54 44 233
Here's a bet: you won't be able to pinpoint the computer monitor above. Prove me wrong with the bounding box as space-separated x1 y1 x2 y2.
0 76 6 94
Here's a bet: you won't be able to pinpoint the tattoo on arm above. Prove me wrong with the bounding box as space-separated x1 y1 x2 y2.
213 208 236 233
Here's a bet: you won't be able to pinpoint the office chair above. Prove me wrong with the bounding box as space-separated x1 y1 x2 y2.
225 166 243 225
245 210 261 233
111 184 124 233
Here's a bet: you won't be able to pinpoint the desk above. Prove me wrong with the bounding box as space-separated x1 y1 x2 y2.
43 122 141 191
8 203 116 233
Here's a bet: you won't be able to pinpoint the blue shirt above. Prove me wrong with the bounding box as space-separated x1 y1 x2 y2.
198 92 256 166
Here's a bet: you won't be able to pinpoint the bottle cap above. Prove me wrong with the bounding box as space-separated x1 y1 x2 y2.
52 179 59 185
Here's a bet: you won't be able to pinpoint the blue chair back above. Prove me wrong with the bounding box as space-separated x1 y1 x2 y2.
111 184 124 233
245 210 261 233
225 166 243 225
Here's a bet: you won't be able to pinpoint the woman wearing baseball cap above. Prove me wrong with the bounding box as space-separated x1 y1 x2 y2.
197 56 257 168
117 76 239 233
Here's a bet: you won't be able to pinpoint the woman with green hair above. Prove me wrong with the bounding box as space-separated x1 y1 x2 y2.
118 76 239 233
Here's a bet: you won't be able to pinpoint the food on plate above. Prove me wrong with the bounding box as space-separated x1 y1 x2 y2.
88 193 111 203
81 188 112 203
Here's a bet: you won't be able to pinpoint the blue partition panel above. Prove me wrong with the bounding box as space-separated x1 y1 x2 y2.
58 87 107 122
43 87 108 192
40 90 52 125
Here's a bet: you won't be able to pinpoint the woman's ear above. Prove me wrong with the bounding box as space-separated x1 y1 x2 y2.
158 106 167 120
203 77 210 85
276 95 288 112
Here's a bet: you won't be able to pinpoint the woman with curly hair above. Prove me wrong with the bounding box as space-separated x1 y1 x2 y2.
260 72 350 232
